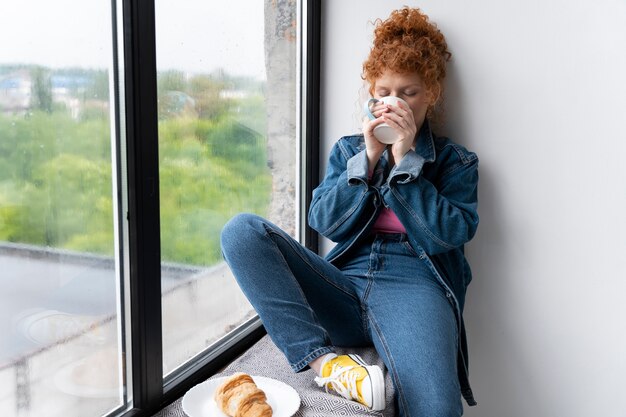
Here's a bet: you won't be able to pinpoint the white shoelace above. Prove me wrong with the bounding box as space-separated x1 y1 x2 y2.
314 363 360 401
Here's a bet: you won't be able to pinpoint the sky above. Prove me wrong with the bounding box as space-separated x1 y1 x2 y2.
0 0 267 79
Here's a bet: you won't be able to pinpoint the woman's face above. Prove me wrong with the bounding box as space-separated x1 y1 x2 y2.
373 70 434 128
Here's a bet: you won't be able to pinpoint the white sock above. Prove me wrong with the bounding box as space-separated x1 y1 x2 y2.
313 352 337 377
320 352 337 368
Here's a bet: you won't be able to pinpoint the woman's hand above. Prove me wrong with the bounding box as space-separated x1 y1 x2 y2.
362 101 389 169
383 101 418 163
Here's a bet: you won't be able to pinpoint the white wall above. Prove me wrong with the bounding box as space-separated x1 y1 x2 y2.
320 1 626 416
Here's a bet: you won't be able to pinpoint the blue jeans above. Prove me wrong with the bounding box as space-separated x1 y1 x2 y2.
221 213 463 417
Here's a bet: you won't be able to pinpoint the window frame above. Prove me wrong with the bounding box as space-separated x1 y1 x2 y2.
116 0 321 415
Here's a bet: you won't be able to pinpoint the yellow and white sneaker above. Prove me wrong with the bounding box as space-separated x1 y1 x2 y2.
314 353 385 410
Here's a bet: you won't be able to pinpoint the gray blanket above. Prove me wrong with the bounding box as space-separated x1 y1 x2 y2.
154 334 396 416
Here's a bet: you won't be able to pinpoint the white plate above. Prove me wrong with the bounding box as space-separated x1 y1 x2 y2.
182 375 301 417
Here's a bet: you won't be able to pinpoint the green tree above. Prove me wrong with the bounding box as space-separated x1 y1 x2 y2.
0 111 113 251
0 95 272 266
31 66 53 113
158 115 271 265
0 58 273 266
158 70 187 93
187 74 230 120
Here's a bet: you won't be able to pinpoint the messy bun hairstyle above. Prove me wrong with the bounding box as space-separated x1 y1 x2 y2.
362 7 451 116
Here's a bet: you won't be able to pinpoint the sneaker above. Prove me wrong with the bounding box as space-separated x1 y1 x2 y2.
314 353 385 410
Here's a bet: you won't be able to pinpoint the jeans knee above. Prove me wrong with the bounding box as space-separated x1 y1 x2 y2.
220 213 265 256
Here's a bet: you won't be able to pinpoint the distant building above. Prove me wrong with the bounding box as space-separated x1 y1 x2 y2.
0 69 108 119
0 70 32 115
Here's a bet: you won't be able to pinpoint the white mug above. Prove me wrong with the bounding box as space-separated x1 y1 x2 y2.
363 96 409 144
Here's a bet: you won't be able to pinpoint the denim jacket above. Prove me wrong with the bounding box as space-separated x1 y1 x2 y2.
308 120 479 406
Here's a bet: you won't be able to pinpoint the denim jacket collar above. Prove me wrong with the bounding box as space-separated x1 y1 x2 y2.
414 119 436 163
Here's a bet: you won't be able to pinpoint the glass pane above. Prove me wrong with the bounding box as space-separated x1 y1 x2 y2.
155 0 298 374
0 2 124 417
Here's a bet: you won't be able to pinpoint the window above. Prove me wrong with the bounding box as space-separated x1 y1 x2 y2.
0 2 124 417
0 0 318 416
154 0 299 376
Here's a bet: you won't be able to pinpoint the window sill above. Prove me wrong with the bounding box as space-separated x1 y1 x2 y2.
152 334 396 416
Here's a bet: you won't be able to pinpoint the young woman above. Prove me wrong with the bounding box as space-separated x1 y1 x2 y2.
221 7 478 416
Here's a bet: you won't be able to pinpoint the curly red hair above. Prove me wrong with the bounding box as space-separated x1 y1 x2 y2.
362 7 451 112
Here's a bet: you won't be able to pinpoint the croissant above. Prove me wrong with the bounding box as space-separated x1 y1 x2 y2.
214 372 273 417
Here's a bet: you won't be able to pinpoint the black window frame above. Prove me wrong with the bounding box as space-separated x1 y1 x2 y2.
117 0 321 415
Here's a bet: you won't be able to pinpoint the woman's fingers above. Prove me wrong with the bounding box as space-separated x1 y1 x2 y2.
370 102 388 118
382 106 412 130
362 117 388 148
383 104 417 157
386 103 412 121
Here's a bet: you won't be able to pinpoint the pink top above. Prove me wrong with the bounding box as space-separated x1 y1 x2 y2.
368 169 407 233
373 207 407 233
